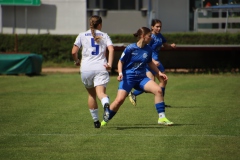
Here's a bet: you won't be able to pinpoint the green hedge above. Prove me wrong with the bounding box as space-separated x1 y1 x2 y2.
0 33 240 62
0 34 77 62
110 33 240 44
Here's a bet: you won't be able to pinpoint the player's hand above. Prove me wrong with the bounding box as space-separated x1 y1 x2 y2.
159 72 168 81
104 63 112 70
74 59 80 66
117 73 123 81
117 75 123 81
171 43 176 48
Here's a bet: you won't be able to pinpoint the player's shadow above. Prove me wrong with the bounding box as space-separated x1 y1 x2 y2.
110 123 196 130
114 126 162 130
131 105 199 109
164 105 199 108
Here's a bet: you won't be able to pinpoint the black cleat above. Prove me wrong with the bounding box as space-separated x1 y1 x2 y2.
94 120 101 128
103 103 110 122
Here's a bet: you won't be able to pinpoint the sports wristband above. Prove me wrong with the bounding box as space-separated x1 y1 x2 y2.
119 72 122 76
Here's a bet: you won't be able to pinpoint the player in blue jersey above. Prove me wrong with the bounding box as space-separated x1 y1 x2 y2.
101 27 174 126
72 15 114 128
129 19 176 107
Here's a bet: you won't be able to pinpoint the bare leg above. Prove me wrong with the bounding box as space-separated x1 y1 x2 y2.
143 80 163 103
101 89 128 124
86 87 101 128
144 79 173 125
155 73 167 89
95 85 108 100
155 72 168 105
146 71 155 81
110 89 128 112
86 87 98 110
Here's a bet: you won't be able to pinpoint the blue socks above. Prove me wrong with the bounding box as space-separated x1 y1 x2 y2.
161 87 165 97
108 109 116 120
155 102 165 113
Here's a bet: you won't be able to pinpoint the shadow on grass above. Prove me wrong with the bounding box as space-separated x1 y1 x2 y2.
114 126 162 130
108 123 196 130
110 123 189 130
167 106 199 108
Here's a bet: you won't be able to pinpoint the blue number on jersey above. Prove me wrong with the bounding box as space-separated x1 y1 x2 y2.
91 38 99 55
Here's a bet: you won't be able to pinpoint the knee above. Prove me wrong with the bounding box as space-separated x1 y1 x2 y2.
155 88 163 96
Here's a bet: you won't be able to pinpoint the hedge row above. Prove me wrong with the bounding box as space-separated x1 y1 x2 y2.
0 33 240 62
0 34 76 62
110 32 240 45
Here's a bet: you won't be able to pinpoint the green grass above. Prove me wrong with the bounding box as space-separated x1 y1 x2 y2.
42 61 75 68
0 73 239 160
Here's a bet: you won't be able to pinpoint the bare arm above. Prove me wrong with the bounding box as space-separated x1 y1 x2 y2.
162 42 176 50
71 45 80 66
117 60 124 81
148 61 168 81
152 58 160 66
104 45 114 70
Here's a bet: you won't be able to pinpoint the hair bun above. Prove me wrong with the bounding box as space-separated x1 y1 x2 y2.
133 33 138 37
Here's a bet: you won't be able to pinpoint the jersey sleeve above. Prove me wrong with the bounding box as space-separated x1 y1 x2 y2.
74 34 82 48
149 37 158 50
105 34 113 46
119 45 132 62
146 47 153 63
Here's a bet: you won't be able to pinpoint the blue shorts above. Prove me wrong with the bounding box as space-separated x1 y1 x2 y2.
118 76 151 93
146 61 165 74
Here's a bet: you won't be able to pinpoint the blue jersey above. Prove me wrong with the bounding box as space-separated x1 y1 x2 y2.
120 43 152 79
148 33 167 61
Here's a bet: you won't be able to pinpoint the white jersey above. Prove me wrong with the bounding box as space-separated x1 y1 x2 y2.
74 29 113 72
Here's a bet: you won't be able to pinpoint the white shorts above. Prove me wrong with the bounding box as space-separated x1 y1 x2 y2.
80 71 109 88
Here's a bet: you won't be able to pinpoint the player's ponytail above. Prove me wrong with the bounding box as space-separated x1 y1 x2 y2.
133 27 151 48
89 15 102 43
133 27 151 40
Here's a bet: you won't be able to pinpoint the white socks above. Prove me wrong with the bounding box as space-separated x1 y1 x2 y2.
101 96 110 107
159 112 166 118
89 109 99 122
89 97 109 122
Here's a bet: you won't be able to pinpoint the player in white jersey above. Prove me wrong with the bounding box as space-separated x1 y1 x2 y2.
71 15 114 128
101 27 173 126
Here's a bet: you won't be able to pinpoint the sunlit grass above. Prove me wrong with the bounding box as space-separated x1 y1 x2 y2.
0 74 239 160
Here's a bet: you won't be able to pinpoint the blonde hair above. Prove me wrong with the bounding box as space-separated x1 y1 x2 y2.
89 15 102 43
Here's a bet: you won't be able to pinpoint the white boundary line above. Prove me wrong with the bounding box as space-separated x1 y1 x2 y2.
0 134 238 137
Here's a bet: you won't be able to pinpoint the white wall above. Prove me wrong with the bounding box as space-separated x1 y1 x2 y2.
1 0 190 34
153 0 189 32
99 11 147 34
1 0 86 34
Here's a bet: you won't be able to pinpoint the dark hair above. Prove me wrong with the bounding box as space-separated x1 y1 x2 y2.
151 19 162 27
133 27 151 40
89 15 102 43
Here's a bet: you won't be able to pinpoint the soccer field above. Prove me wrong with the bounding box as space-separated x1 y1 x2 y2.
0 73 239 160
